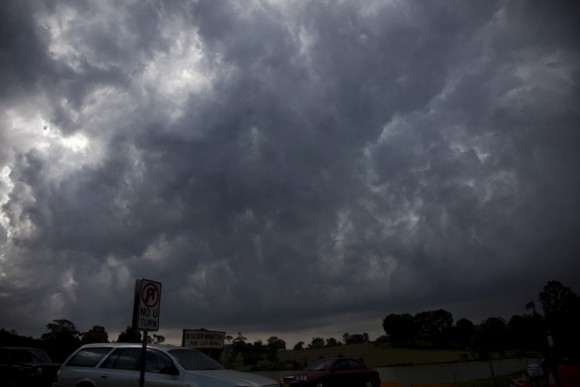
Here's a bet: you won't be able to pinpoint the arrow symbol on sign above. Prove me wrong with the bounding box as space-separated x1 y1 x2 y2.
146 287 156 303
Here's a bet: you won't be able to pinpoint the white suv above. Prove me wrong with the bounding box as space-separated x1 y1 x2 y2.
53 343 280 387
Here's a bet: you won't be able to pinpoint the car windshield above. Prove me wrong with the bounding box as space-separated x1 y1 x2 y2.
305 359 334 371
168 349 225 370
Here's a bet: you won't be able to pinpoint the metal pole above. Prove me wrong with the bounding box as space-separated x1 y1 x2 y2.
489 359 497 387
140 331 148 387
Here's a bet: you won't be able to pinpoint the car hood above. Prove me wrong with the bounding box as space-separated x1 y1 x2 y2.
184 369 279 386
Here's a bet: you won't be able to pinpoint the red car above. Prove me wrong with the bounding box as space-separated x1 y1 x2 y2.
281 357 381 387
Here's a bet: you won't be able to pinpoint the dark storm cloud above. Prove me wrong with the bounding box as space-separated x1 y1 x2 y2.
1 0 579 343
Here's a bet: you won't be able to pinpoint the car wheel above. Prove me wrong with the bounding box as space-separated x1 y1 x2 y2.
364 381 375 387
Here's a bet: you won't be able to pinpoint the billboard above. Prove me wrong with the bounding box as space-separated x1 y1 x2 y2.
182 329 225 349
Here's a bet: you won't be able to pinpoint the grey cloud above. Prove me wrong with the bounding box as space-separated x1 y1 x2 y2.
1 0 579 342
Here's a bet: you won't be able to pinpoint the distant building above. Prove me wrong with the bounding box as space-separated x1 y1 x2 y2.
182 328 225 359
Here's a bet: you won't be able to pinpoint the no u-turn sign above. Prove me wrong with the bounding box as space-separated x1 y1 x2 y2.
132 279 162 331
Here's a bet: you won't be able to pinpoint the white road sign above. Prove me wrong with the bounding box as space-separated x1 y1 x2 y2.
132 279 162 331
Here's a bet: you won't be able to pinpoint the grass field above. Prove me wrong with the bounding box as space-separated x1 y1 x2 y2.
224 343 538 373
277 343 471 368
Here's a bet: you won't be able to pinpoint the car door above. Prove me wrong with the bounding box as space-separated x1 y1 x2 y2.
140 348 183 387
329 359 352 387
99 348 183 387
345 359 373 386
98 348 142 387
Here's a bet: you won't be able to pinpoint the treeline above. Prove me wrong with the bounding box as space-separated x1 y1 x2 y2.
2 280 578 364
381 281 580 360
0 322 162 362
222 331 372 366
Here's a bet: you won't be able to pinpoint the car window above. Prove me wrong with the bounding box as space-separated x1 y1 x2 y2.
101 348 140 370
305 359 334 370
67 347 112 367
333 360 348 370
145 349 174 373
346 359 366 370
29 349 53 363
101 348 175 374
168 349 225 370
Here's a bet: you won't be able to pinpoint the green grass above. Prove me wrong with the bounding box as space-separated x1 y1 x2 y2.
278 343 474 368
456 371 524 387
223 343 539 372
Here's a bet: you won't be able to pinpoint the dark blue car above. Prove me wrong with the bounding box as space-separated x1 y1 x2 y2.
0 347 61 387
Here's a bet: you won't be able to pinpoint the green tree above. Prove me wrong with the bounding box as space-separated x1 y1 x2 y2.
41 319 80 361
232 332 248 359
539 281 580 358
472 317 508 358
293 341 304 350
309 337 325 349
453 318 475 349
242 340 264 366
80 325 109 345
117 326 142 343
383 313 415 346
148 334 165 344
0 329 39 347
266 336 286 361
374 335 389 345
325 337 339 347
540 281 578 317
343 333 369 345
414 309 454 348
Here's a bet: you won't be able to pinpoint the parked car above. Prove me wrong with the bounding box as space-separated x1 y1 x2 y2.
0 346 61 387
280 358 380 387
53 342 280 387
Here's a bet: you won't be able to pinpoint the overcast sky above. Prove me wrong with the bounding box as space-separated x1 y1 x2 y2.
1 0 579 347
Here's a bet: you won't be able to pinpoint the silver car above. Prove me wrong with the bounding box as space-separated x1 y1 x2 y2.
53 343 280 387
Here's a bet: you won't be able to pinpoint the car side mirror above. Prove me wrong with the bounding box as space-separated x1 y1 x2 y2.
160 365 180 376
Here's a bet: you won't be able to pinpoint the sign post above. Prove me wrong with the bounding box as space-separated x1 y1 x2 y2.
132 279 162 387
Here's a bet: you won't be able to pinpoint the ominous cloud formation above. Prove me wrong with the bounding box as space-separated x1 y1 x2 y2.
1 0 579 344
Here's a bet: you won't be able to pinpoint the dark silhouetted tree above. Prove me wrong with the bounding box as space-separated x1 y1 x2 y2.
374 335 389 345
508 314 543 351
414 309 454 348
539 281 580 358
453 318 475 349
293 341 304 350
117 326 142 343
383 313 416 346
148 334 165 344
266 336 286 361
41 319 80 361
0 329 39 347
343 333 369 345
472 317 508 358
540 281 578 317
80 325 109 345
232 332 248 359
309 337 325 349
